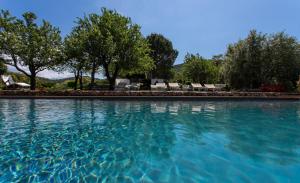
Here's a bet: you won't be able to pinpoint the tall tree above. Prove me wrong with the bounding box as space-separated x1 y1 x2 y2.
0 10 62 90
63 28 89 90
224 30 300 90
0 58 7 75
75 14 103 90
266 32 300 90
76 8 154 90
224 30 266 89
182 53 219 84
147 33 178 80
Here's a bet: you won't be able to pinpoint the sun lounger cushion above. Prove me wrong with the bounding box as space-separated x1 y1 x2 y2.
204 84 216 89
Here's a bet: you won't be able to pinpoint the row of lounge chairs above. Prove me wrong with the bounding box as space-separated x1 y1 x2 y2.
191 83 226 91
0 76 225 91
150 79 226 91
115 79 141 91
115 79 226 91
151 82 226 91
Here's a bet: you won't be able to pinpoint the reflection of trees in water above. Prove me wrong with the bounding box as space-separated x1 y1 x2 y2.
27 100 37 144
0 100 40 182
103 101 176 157
0 100 5 136
84 101 178 181
221 102 300 165
1 100 300 181
173 102 225 142
0 100 37 152
165 101 300 165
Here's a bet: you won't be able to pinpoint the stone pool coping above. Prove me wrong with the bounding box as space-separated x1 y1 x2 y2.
0 90 300 100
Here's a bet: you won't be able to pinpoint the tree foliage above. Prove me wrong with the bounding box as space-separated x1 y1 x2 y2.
223 30 266 89
0 59 7 75
74 8 154 90
62 27 89 90
147 33 178 80
224 30 300 90
266 32 300 90
0 10 62 90
182 53 220 84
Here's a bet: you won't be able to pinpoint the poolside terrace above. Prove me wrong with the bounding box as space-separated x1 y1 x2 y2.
0 90 299 100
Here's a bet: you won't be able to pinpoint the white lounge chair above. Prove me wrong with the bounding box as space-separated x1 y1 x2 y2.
151 79 167 90
182 85 192 91
1 75 30 88
168 83 180 90
214 84 226 91
204 84 216 91
126 82 141 90
191 83 204 91
151 83 167 90
115 79 130 91
151 79 164 85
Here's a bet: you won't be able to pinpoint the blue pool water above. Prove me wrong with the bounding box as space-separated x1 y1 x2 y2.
1 100 300 182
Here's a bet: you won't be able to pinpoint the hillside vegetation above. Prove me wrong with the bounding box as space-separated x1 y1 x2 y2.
0 72 107 90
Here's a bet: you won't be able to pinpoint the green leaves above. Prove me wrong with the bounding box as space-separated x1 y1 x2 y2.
0 10 62 89
71 8 154 89
182 53 219 84
0 59 7 75
224 30 300 90
146 33 178 80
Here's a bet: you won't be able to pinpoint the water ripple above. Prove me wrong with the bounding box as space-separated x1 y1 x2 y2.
0 100 300 182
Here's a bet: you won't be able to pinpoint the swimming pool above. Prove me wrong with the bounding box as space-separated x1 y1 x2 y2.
0 99 300 182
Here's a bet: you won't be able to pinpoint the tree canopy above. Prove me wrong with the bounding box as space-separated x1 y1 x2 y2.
62 27 89 90
0 59 7 75
0 10 62 90
224 30 300 91
1 8 300 92
181 53 220 84
147 33 178 80
73 8 154 90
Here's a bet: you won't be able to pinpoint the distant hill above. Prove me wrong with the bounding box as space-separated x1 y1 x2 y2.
7 72 105 84
6 72 95 83
7 72 54 83
173 63 184 71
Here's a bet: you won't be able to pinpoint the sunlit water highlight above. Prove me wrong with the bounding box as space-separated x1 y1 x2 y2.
1 99 300 182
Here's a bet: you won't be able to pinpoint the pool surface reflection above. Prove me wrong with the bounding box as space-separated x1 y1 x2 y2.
0 100 300 182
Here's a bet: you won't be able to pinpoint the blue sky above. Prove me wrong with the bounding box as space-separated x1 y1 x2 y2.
1 0 300 77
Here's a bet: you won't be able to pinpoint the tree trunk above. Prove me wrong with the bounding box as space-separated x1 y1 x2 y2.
79 71 83 90
74 72 79 90
89 60 97 90
30 74 36 90
103 64 113 90
109 66 119 91
108 78 115 90
74 76 78 90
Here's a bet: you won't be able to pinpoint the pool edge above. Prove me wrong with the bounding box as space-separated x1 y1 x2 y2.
0 95 299 101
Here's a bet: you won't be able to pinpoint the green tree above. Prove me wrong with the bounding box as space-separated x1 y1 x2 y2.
76 8 154 90
266 32 300 90
0 10 62 90
182 53 217 84
0 59 7 75
224 30 266 89
147 33 178 80
75 14 103 90
224 30 300 91
211 54 225 83
63 28 89 90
